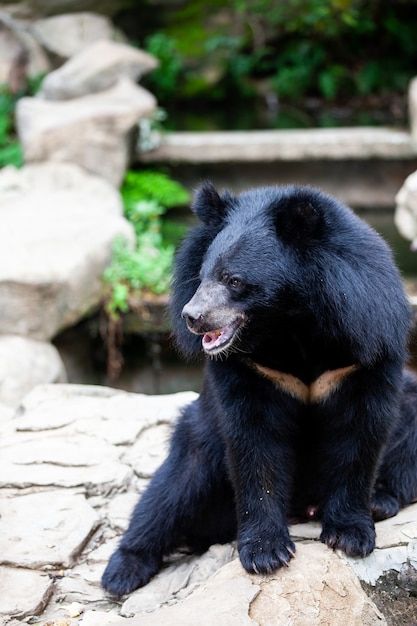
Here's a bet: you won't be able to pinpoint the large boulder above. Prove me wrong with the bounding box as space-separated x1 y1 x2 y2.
16 77 157 185
29 12 122 60
395 169 417 247
39 39 159 100
0 162 134 340
0 335 66 407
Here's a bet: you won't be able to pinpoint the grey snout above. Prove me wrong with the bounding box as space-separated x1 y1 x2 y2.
181 302 205 333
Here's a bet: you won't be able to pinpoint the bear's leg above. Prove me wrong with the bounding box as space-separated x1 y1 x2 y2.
102 401 232 597
214 368 298 575
372 369 417 520
318 367 403 557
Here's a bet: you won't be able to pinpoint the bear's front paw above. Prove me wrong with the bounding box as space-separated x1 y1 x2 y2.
320 517 375 558
102 548 161 597
238 530 296 575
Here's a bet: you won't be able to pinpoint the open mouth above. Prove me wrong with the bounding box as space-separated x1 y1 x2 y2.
202 318 243 355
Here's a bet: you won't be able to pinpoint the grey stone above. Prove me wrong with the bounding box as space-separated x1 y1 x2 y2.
16 77 157 185
395 169 417 246
0 162 134 340
0 334 66 407
40 39 159 100
0 566 54 619
0 490 98 568
0 13 51 87
30 12 117 59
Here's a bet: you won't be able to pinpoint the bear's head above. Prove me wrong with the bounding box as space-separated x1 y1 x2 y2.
171 182 410 364
179 182 325 357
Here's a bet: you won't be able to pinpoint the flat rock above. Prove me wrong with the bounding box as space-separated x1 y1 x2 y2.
0 383 414 623
0 566 54 619
121 544 237 616
0 162 134 340
0 490 98 568
83 546 385 626
16 77 157 185
122 423 171 478
0 432 133 492
247 544 386 626
40 39 159 100
0 334 66 407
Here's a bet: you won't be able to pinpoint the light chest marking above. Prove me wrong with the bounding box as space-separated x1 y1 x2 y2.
252 362 358 403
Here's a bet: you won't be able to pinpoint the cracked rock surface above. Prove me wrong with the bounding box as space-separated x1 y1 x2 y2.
1 383 416 625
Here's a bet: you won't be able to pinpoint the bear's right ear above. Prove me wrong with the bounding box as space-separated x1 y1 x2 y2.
192 182 231 227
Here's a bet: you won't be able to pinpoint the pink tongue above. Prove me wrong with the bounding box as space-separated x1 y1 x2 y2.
202 330 223 349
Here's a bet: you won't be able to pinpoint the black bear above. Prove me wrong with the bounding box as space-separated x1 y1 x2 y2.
102 183 417 597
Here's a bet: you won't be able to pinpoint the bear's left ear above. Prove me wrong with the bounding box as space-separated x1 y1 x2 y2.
274 193 324 244
192 182 232 227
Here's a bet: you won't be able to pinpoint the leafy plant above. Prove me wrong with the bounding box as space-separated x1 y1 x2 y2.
138 0 417 128
0 86 23 168
0 75 45 168
143 33 185 101
104 170 190 319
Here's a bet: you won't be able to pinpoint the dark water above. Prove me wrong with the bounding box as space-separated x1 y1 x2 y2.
360 210 417 279
164 97 407 132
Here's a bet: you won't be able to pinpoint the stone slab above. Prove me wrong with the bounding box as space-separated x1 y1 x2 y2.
0 566 54 619
139 127 417 164
0 432 133 492
0 490 98 568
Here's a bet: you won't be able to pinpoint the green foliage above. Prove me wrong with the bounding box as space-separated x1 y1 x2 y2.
0 75 45 169
144 33 184 101
104 170 190 319
122 170 190 215
0 86 23 168
139 0 417 126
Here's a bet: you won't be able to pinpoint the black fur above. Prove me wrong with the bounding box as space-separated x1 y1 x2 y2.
102 183 417 597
